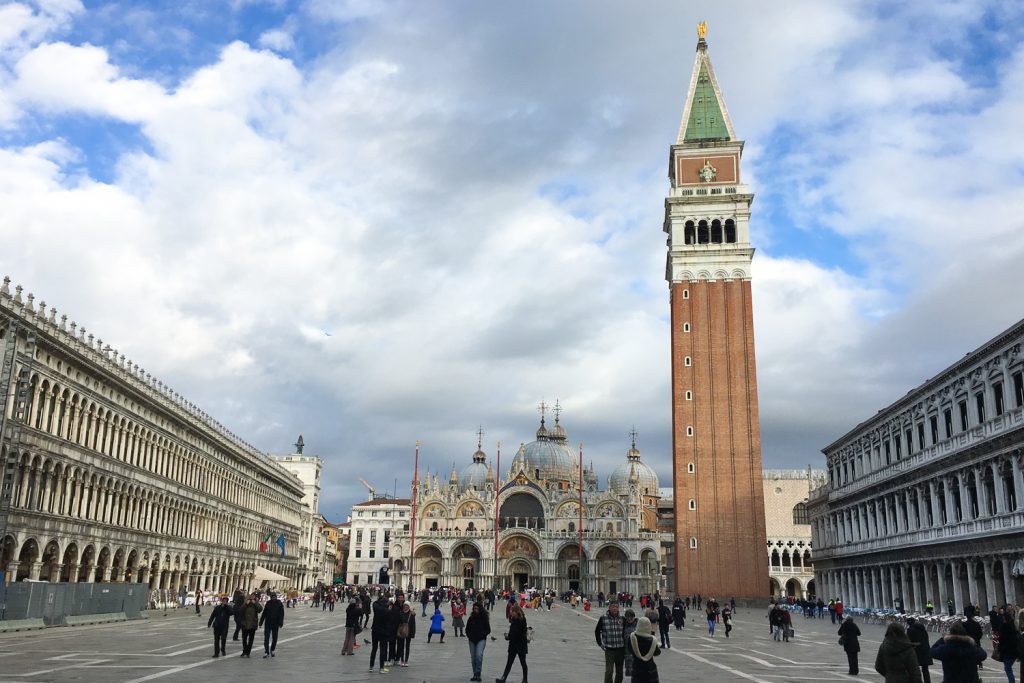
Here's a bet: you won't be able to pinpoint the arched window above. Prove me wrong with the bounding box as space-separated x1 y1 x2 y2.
568 522 575 532
430 522 439 531
568 564 580 580
684 221 695 245
725 219 736 243
466 522 475 531
697 220 709 244
793 502 808 525
689 537 698 549
711 219 722 243
688 499 696 510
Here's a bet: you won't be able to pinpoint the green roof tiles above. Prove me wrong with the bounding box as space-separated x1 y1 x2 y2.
684 61 730 142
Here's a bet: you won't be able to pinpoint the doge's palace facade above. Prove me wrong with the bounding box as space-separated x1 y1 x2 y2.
0 277 304 592
808 319 1024 613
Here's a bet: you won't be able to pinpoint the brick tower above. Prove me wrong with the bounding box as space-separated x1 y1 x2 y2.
664 25 769 600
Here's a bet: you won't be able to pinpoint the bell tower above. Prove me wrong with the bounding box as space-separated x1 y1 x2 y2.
665 25 769 600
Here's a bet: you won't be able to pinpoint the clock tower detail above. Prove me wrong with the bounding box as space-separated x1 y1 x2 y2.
664 29 769 600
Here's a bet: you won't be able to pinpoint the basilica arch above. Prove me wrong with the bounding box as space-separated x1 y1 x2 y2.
498 534 540 589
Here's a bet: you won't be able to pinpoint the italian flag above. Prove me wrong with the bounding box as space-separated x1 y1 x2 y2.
259 532 272 552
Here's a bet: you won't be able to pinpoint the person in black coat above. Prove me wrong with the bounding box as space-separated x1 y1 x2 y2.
496 604 528 683
905 618 933 683
395 602 416 667
656 601 672 649
259 592 285 658
231 589 246 641
466 602 491 682
838 616 862 675
207 596 233 657
930 623 986 683
995 613 1019 680
369 596 391 672
386 599 404 668
671 599 685 630
342 598 361 655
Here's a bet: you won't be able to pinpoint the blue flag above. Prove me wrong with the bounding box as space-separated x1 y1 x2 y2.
276 533 286 557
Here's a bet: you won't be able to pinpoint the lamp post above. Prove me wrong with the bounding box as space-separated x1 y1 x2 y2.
408 440 419 594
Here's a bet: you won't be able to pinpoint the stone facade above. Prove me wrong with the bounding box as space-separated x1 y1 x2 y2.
389 413 662 595
808 319 1024 612
0 277 305 592
664 33 769 599
274 450 332 589
346 498 411 586
764 469 825 599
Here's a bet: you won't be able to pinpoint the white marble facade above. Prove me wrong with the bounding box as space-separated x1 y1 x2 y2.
808 319 1024 612
0 277 305 593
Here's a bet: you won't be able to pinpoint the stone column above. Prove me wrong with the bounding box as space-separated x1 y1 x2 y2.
983 558 997 609
975 466 990 517
958 474 971 521
966 561 979 608
936 562 949 613
900 565 912 611
68 563 80 583
950 561 964 614
1012 456 1024 512
84 564 97 583
910 563 921 612
992 462 1007 515
929 480 941 527
1003 558 1016 606
943 477 955 524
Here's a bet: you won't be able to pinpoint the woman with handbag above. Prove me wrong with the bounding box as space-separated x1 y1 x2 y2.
396 602 416 667
496 604 528 683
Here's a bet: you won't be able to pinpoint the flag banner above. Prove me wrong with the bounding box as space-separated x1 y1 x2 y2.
260 532 272 552
276 533 286 557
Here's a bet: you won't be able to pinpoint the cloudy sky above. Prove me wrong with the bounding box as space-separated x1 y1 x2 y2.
1 0 1022 521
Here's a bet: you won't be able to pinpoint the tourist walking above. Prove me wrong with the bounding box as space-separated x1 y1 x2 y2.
995 610 1019 683
628 616 661 683
239 593 263 658
496 604 528 683
231 589 246 641
656 600 671 649
595 601 626 683
874 623 923 683
838 615 862 675
930 623 987 682
705 603 716 636
672 599 685 630
427 606 446 643
623 610 638 679
722 605 733 638
466 601 491 682
368 595 390 673
195 588 203 615
207 596 232 657
342 597 361 655
905 618 933 683
259 592 285 658
421 589 430 617
395 602 415 667
781 608 793 642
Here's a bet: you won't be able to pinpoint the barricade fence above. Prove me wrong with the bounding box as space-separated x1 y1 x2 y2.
0 582 149 624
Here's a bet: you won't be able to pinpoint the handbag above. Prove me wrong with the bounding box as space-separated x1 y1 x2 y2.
526 626 534 643
397 622 409 639
354 623 363 635
838 635 846 646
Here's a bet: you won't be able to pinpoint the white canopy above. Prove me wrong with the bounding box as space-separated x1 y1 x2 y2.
254 566 289 582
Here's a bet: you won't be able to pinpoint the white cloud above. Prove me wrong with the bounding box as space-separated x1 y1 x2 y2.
1 0 1022 520
258 28 294 52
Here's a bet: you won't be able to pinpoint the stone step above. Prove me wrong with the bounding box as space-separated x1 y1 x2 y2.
0 618 46 632
62 612 128 626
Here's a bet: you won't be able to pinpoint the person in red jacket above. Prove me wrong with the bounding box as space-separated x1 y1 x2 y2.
451 599 466 638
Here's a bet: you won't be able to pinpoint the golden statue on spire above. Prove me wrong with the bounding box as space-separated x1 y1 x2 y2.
697 21 707 40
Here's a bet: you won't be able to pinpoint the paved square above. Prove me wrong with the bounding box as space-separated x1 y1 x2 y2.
0 603 1005 681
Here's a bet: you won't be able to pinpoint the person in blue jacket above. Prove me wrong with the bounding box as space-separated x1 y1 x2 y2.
428 607 446 643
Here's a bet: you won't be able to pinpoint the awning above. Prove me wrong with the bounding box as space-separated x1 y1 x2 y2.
254 566 290 582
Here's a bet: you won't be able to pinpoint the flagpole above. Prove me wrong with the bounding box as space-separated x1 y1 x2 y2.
410 440 419 593
494 441 501 590
578 442 584 594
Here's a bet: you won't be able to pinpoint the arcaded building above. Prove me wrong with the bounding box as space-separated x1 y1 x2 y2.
389 409 662 595
808 319 1024 612
0 278 305 591
764 469 825 600
663 28 769 599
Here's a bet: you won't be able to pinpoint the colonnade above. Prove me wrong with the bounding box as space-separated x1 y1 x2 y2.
818 555 1022 613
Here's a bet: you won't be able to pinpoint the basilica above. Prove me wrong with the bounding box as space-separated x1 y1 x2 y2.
388 407 663 596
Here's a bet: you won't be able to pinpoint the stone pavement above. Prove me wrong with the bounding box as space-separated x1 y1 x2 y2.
0 602 1008 682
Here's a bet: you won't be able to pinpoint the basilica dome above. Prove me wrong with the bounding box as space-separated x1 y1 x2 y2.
609 439 659 497
459 442 491 491
518 416 577 484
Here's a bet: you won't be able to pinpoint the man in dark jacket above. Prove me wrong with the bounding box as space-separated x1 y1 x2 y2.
963 615 984 670
386 597 404 668
343 598 362 655
369 596 391 673
905 618 933 683
420 589 430 616
207 596 233 657
259 592 285 658
238 594 263 658
930 623 987 682
231 589 246 640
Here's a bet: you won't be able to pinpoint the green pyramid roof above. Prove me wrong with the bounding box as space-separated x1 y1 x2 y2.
684 62 730 142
